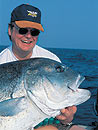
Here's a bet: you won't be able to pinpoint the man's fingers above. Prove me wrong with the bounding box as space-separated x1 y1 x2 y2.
67 106 77 114
56 115 67 120
56 106 77 125
60 108 70 116
60 106 77 117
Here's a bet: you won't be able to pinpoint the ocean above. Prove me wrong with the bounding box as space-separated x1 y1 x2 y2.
0 46 98 128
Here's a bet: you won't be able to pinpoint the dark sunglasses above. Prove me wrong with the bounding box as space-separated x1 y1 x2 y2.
13 24 40 36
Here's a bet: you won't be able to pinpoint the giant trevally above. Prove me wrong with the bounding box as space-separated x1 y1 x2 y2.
0 58 91 130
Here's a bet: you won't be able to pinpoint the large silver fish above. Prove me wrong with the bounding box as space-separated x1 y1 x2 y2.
0 58 90 130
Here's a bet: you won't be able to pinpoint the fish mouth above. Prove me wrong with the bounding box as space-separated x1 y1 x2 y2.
27 88 91 110
25 76 91 110
43 85 91 109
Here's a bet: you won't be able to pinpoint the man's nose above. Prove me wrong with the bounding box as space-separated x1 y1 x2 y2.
25 31 32 38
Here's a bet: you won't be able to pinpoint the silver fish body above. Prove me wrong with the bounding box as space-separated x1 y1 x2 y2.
0 58 91 130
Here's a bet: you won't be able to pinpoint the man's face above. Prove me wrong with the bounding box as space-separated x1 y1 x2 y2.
9 24 39 52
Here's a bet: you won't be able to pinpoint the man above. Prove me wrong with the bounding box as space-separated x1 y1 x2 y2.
0 4 84 130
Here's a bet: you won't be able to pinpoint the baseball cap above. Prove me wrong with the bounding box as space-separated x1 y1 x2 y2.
11 4 44 32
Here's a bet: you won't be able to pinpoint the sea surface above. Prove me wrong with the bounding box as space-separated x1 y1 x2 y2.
0 46 98 127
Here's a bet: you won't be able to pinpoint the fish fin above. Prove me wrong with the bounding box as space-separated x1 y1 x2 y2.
0 96 27 116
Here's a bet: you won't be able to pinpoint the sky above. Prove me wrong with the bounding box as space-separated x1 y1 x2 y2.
0 0 98 50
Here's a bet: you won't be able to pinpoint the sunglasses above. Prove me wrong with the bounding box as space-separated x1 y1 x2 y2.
13 24 40 36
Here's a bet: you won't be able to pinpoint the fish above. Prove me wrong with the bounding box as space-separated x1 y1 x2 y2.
0 58 91 130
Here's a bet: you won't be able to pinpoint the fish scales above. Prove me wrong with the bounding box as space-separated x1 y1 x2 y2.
0 58 91 130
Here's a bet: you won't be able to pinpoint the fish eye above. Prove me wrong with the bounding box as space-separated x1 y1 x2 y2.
56 65 65 72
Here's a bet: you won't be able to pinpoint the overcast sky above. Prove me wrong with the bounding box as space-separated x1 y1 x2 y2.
0 0 98 50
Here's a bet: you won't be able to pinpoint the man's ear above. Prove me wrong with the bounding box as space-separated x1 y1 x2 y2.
8 26 11 36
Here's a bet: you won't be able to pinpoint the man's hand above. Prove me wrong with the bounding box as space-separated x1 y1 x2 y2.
34 106 77 129
56 106 77 125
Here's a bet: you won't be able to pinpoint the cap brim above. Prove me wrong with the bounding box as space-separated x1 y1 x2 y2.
15 21 44 32
45 89 91 109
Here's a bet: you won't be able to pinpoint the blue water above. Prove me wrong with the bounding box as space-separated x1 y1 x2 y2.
0 46 98 127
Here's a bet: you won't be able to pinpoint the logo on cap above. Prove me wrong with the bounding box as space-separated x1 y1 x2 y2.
27 10 37 17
